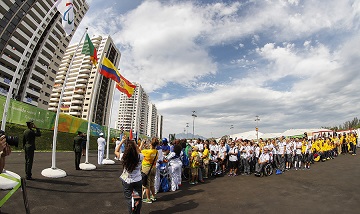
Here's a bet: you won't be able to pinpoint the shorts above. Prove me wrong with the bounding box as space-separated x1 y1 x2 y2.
228 160 238 169
141 165 156 189
191 167 198 176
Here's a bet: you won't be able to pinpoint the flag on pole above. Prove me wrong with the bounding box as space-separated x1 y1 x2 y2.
116 75 136 98
56 0 75 35
99 57 121 83
81 33 98 66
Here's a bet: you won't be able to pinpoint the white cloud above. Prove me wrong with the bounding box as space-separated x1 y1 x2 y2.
73 0 360 137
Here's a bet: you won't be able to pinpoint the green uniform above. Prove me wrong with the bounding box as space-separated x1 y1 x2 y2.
73 135 83 170
23 128 41 179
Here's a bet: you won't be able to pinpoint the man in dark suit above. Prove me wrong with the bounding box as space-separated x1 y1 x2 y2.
23 120 41 180
74 131 84 170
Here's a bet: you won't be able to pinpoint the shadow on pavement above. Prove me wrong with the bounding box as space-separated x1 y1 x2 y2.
149 200 199 214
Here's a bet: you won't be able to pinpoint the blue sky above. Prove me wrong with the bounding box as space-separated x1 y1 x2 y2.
72 0 360 138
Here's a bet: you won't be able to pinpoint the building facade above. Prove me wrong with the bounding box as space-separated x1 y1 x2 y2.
116 83 162 137
0 0 88 109
48 36 121 126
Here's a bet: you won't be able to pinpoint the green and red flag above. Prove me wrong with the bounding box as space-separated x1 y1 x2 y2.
81 33 98 66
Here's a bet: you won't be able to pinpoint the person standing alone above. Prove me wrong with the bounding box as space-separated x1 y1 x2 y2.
23 120 41 180
73 131 84 170
97 133 106 165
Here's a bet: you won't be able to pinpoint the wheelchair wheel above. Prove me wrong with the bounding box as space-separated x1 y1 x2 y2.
264 164 273 176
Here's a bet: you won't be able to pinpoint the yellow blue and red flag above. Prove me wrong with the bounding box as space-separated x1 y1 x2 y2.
99 57 121 83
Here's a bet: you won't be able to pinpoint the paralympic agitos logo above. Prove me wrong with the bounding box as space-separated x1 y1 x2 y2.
63 2 74 25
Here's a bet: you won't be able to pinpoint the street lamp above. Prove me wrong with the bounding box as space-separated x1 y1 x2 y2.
255 115 260 143
192 111 197 139
186 123 189 139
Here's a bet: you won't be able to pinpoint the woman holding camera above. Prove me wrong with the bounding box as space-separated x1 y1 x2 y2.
115 136 143 214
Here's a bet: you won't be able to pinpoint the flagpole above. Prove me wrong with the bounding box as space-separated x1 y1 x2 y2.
80 51 107 170
42 28 88 178
1 1 65 188
103 83 116 164
1 1 62 131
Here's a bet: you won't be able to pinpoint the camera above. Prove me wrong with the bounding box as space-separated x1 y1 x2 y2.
0 130 19 147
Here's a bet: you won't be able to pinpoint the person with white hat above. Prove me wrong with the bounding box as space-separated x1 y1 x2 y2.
97 133 106 165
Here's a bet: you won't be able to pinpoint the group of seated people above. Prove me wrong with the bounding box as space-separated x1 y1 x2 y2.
180 132 358 180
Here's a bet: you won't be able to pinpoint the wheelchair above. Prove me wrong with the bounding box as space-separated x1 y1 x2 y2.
254 162 273 177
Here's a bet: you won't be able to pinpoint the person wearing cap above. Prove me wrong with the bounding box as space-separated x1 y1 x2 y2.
23 120 41 180
97 133 106 165
73 131 84 170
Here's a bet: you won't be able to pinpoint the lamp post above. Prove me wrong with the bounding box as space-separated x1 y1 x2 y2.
186 123 189 139
230 125 234 138
192 111 197 139
255 115 260 143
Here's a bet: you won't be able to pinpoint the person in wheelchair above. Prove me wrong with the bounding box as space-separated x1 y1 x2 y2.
209 150 222 176
255 146 270 177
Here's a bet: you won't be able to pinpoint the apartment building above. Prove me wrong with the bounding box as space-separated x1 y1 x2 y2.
48 36 121 126
147 103 158 138
0 0 88 109
116 83 163 137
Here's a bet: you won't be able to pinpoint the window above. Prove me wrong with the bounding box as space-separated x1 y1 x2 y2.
45 92 50 97
49 76 54 81
43 101 48 105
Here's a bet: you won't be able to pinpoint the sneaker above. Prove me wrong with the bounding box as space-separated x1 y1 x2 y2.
150 196 157 202
142 199 152 204
189 182 195 185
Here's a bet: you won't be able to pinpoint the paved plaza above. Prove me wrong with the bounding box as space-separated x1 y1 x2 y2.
1 151 359 214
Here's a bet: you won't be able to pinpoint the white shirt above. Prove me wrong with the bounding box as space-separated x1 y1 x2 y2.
218 146 227 159
120 154 144 184
97 137 106 150
196 143 204 152
240 146 248 158
210 144 219 154
228 147 238 161
259 152 270 163
286 142 293 154
295 141 302 155
277 141 286 155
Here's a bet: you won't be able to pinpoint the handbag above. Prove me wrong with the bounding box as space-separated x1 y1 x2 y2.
142 151 158 186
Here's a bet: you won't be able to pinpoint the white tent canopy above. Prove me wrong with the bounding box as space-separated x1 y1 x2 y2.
231 130 263 140
261 132 282 139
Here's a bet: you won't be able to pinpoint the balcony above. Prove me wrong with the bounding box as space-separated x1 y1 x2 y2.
51 92 60 97
50 97 59 102
75 83 86 88
73 94 84 99
69 111 81 116
76 78 87 84
70 106 82 110
48 107 57 111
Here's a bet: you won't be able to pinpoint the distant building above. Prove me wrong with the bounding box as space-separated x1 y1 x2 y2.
0 0 88 109
116 83 162 137
48 36 121 126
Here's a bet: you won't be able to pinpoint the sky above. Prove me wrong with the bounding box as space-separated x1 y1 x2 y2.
72 0 360 139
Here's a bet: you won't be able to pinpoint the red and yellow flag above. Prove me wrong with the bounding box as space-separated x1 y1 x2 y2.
116 74 136 98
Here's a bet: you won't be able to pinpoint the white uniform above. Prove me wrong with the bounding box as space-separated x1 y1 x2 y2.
167 152 183 191
97 136 106 164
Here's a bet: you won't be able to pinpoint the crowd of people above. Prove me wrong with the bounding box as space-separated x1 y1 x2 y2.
114 131 358 213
